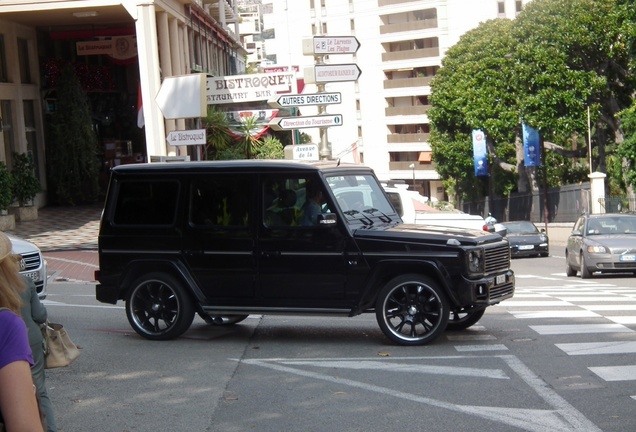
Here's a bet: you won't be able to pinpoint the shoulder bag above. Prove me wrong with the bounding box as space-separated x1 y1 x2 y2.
42 321 81 368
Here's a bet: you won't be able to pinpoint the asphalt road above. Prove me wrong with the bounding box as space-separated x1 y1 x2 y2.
42 254 635 432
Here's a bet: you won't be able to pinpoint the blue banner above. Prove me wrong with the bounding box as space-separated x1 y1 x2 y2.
472 129 488 176
522 123 541 167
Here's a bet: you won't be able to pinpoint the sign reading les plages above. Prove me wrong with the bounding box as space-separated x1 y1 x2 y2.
207 72 297 104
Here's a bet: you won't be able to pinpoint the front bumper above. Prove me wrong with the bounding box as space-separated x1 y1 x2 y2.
510 243 549 257
457 270 515 306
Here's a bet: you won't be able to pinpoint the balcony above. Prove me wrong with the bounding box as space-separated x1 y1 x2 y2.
384 76 433 89
387 133 430 143
382 47 440 62
385 105 430 116
380 19 438 35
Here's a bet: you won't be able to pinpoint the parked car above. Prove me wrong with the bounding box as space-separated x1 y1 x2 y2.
7 233 48 299
566 213 636 278
95 160 515 346
501 221 549 258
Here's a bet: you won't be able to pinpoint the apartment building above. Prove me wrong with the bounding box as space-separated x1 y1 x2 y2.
261 0 529 200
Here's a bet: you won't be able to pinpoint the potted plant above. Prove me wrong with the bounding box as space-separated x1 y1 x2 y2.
11 152 40 222
0 162 15 230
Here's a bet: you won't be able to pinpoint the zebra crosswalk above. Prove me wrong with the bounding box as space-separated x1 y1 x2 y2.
492 273 636 389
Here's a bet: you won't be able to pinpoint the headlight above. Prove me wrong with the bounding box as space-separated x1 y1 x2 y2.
587 245 608 254
467 248 484 273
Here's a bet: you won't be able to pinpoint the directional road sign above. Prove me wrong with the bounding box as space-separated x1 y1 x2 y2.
156 73 207 119
166 129 207 146
304 64 362 84
302 36 361 55
269 114 343 131
269 92 342 108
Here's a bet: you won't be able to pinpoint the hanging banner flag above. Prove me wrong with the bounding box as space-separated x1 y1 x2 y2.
472 129 488 176
522 123 541 166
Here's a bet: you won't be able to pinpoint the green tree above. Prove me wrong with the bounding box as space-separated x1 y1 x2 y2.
234 115 263 159
203 107 232 160
47 64 100 205
429 19 519 201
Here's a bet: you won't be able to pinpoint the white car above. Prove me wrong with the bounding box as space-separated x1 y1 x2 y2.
7 233 48 299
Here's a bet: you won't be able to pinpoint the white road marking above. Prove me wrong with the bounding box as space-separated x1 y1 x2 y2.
589 365 636 382
606 316 636 325
454 344 508 352
530 323 633 335
580 304 636 311
502 300 574 307
240 355 601 432
511 310 600 319
556 341 636 356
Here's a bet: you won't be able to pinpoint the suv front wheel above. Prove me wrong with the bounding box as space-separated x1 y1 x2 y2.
126 273 195 340
375 274 449 345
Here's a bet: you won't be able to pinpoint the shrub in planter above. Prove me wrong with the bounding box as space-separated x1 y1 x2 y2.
11 152 40 207
0 162 14 213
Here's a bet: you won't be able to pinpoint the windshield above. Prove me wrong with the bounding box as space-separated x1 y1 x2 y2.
326 174 397 226
586 215 636 235
503 221 538 235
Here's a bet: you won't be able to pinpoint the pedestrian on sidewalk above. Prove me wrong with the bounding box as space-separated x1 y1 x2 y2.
19 276 57 432
0 231 45 432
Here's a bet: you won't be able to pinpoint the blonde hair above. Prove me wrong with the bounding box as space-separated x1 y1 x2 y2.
0 254 27 313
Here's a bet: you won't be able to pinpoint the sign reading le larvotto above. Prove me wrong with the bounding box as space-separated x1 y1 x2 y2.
206 72 297 104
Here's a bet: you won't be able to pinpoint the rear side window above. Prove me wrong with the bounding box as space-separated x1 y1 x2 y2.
113 180 179 225
190 176 251 227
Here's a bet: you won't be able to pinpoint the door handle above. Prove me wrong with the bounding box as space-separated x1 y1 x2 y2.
261 250 281 258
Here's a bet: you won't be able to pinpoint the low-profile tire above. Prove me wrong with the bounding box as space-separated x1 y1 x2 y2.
126 273 195 340
375 274 449 346
565 252 577 277
199 314 249 326
446 307 486 331
580 253 592 279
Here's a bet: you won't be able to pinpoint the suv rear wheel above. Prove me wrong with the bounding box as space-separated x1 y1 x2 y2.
126 273 195 340
375 274 449 345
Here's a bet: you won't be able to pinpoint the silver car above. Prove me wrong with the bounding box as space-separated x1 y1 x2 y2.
7 233 48 299
566 213 636 278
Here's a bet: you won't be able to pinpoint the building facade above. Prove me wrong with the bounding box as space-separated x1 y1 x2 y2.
261 0 529 200
0 0 245 206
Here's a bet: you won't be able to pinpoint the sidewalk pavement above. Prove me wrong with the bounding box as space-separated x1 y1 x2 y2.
6 204 574 283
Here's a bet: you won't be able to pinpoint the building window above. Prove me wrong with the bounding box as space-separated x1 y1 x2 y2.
350 18 355 31
322 22 327 34
0 100 16 166
498 1 505 14
17 38 31 84
23 100 41 180
515 1 523 12
0 35 7 83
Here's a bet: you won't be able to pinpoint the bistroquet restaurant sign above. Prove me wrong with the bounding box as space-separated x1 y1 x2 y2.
76 36 138 61
206 72 297 104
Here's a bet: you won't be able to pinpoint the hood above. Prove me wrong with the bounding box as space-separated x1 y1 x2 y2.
587 234 636 253
6 233 40 255
353 223 502 247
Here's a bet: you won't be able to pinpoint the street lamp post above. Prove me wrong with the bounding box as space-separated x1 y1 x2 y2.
409 163 415 190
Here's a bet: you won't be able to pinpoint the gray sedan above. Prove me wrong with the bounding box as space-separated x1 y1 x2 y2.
566 213 636 278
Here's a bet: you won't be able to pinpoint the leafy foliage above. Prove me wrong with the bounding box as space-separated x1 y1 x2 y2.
46 64 100 205
11 153 40 206
0 162 14 211
254 136 284 159
203 107 232 160
429 0 636 199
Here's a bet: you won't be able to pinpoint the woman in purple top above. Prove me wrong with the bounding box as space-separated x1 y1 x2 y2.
0 231 44 432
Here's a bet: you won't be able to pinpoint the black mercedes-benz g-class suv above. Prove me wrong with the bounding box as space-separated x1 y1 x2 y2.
95 160 514 345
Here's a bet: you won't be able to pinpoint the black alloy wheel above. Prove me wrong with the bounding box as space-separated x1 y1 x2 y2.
126 273 195 340
375 274 449 346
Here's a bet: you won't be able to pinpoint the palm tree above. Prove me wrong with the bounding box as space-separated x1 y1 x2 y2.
234 115 263 159
203 107 231 160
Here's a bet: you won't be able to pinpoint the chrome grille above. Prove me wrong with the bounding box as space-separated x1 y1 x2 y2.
20 251 42 271
484 244 510 274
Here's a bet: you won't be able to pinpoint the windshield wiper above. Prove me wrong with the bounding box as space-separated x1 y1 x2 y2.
363 207 393 223
343 209 374 226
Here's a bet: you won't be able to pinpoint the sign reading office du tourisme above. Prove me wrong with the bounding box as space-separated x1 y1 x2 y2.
206 72 297 104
